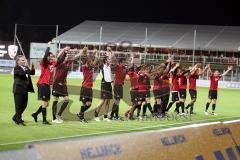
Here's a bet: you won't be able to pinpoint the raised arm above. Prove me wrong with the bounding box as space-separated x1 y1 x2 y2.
170 63 180 73
55 46 70 66
198 64 210 75
73 50 81 60
42 41 52 64
111 52 118 66
57 46 70 59
149 67 164 79
180 69 190 77
208 67 212 75
93 49 100 66
222 66 233 77
29 61 35 75
189 63 199 75
163 58 172 73
126 52 134 69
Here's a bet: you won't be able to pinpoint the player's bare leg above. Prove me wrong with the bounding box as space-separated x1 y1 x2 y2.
94 100 105 121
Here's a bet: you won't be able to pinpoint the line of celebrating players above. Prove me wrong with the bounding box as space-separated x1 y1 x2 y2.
31 42 233 124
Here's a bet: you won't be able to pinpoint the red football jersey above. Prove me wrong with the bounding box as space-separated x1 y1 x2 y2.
80 65 94 88
209 74 222 91
138 73 149 92
128 71 139 89
171 74 179 91
153 74 163 90
188 74 198 91
114 64 126 85
37 60 57 85
179 75 187 89
161 73 170 88
53 60 73 84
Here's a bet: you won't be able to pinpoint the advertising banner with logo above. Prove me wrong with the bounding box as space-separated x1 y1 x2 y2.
30 43 57 58
0 42 18 73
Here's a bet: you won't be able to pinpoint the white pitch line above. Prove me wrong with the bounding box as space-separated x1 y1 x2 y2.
0 116 239 147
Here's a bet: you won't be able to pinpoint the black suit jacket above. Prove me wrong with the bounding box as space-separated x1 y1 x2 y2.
13 65 35 94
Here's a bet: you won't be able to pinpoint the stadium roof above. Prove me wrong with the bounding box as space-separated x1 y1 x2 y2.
53 20 240 52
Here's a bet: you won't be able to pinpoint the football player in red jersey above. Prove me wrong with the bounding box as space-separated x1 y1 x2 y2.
151 64 165 117
185 64 209 114
124 53 141 120
160 60 172 116
138 65 153 120
178 67 190 115
32 41 67 125
78 49 99 122
166 63 181 114
109 58 127 120
152 58 172 117
205 65 233 115
51 48 81 123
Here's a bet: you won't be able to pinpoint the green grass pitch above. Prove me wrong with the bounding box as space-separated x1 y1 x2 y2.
0 74 240 151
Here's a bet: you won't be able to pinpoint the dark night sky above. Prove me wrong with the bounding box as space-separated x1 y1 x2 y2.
0 0 239 42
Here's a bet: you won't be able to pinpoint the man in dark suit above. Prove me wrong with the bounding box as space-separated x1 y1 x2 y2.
12 55 35 126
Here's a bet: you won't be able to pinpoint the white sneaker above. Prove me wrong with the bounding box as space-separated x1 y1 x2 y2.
94 117 100 122
56 115 63 123
52 119 62 124
212 112 218 116
204 111 209 115
52 119 57 123
103 118 111 122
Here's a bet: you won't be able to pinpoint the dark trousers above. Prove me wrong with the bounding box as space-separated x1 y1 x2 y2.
13 93 28 122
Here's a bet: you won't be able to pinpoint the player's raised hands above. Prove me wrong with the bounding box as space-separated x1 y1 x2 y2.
222 65 233 76
94 49 99 57
205 64 210 69
29 60 35 70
